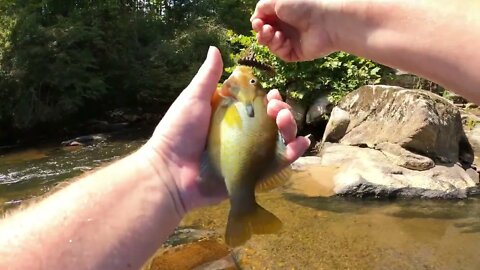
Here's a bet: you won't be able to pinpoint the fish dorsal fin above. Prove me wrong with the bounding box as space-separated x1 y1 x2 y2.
256 166 292 192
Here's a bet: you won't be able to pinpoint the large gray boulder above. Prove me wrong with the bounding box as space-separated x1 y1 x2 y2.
308 85 479 198
322 85 474 164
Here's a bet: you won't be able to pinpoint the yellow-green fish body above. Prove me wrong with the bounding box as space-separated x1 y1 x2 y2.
205 66 290 247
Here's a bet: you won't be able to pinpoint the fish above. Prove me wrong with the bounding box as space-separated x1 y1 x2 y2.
202 65 292 247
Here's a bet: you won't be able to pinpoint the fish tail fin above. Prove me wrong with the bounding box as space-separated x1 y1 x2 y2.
225 203 282 247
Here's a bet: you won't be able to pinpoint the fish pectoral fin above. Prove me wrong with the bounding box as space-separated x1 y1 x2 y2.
255 166 292 192
225 203 282 247
198 151 226 197
255 131 293 192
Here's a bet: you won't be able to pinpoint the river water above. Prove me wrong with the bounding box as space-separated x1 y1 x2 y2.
1 136 480 269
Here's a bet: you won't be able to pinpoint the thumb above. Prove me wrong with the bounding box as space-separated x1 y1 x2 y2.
186 46 224 100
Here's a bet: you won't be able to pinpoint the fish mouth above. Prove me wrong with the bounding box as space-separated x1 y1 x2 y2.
246 103 255 117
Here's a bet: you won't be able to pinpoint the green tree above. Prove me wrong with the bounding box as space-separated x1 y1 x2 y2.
0 0 390 142
227 31 390 104
0 0 232 131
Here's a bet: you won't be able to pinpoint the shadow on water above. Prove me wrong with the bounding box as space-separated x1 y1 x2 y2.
454 221 480 233
283 193 389 214
284 193 480 233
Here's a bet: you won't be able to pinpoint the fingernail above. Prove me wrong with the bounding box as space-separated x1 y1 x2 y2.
207 46 214 59
304 135 312 146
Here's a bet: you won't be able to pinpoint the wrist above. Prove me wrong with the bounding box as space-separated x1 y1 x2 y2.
323 0 399 53
134 143 187 218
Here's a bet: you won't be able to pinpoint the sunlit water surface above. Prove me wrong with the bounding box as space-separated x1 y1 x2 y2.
1 136 479 269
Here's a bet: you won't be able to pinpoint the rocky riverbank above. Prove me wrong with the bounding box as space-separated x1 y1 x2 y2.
291 85 480 199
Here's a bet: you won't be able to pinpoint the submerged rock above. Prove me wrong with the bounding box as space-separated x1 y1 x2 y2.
143 228 238 270
145 239 233 270
61 134 108 147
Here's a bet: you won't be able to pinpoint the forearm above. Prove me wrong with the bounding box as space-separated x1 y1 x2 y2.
0 147 183 270
328 0 480 102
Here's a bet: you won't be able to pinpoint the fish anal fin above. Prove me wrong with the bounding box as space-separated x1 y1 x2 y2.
256 166 292 192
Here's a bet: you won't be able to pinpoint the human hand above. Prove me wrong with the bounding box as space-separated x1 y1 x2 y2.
142 47 310 213
251 0 339 62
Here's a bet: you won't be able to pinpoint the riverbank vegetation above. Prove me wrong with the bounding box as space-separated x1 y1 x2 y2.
0 0 388 145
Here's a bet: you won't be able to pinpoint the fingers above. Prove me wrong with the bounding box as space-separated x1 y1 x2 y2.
266 90 295 143
267 89 282 101
251 0 284 50
253 20 282 48
256 24 275 45
266 89 309 161
277 108 297 143
251 0 277 23
285 136 311 163
251 18 264 33
269 31 286 52
267 98 290 119
186 46 223 101
252 16 295 62
274 39 296 62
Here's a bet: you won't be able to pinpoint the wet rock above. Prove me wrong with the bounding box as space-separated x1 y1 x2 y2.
108 108 146 123
466 103 479 109
65 141 83 146
321 107 350 143
61 134 108 147
291 156 331 170
285 159 338 197
145 239 232 270
465 167 479 184
461 112 480 126
305 93 333 125
323 85 474 164
465 125 480 155
383 72 418 89
163 228 219 247
296 144 478 199
143 228 236 270
447 92 469 104
286 97 307 131
374 142 434 171
193 254 238 270
383 71 444 95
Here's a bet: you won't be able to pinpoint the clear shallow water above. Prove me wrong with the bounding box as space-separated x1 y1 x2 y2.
182 193 480 269
0 133 147 213
1 136 480 269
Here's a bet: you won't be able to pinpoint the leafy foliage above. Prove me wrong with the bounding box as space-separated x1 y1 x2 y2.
0 0 390 143
0 0 234 130
227 31 389 104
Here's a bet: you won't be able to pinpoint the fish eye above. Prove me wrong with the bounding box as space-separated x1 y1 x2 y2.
249 79 256 84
